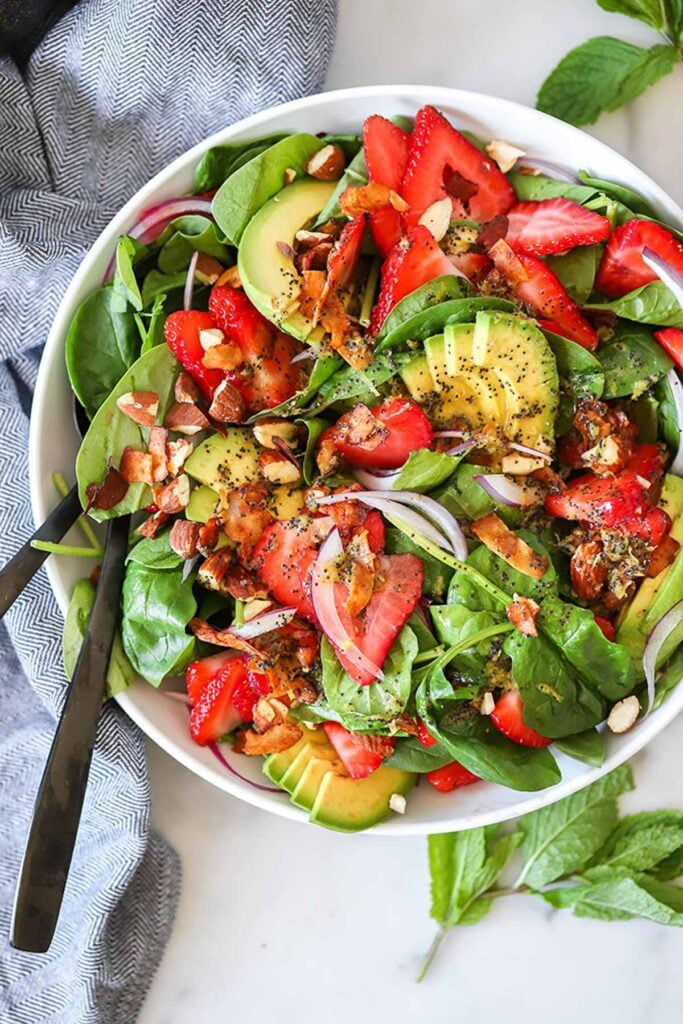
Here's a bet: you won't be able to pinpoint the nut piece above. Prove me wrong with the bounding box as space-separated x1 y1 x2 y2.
485 139 526 173
243 598 273 621
166 438 193 476
480 692 495 716
208 379 245 423
202 341 243 371
501 454 547 475
252 419 300 450
164 401 211 435
196 547 234 593
148 425 169 482
216 264 242 289
283 167 297 186
195 254 225 285
175 371 201 404
153 473 190 513
258 449 301 485
116 391 159 427
199 327 225 351
305 144 345 181
389 793 407 815
119 447 155 484
169 519 200 559
418 197 452 242
607 695 640 735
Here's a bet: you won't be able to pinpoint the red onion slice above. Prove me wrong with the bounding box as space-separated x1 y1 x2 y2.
209 742 285 794
183 250 200 311
229 606 297 639
642 246 683 307
353 468 403 491
517 158 578 184
311 528 385 682
130 197 214 244
509 442 552 462
643 599 683 711
665 369 683 476
445 440 477 457
386 490 469 560
291 348 316 364
474 473 543 508
434 430 467 439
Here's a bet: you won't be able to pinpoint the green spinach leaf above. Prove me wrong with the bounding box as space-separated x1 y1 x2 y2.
314 146 368 226
384 527 454 601
547 245 600 304
156 215 231 273
321 627 418 723
121 560 197 685
391 448 463 493
588 281 683 328
449 532 557 612
577 169 657 218
655 374 680 453
376 296 512 352
306 353 401 412
597 321 673 398
434 463 522 528
63 577 135 698
386 735 454 772
126 531 184 570
112 235 147 312
377 276 472 341
554 729 606 767
194 133 288 192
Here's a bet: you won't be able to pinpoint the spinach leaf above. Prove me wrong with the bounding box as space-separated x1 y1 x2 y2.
537 595 635 701
577 170 657 218
121 559 197 685
297 416 326 485
653 646 683 709
544 329 605 432
376 296 513 352
391 448 463 493
63 577 135 698
547 245 600 304
112 235 146 312
587 281 683 328
449 532 557 612
126 531 183 570
321 627 418 723
194 133 288 192
76 345 180 521
508 170 604 206
384 527 454 601
655 374 680 453
65 285 141 421
156 215 231 273
314 146 368 226
597 321 673 398
386 735 454 773
138 293 168 353
430 604 501 679
320 133 362 160
253 356 343 420
554 729 606 768
434 463 522 528
515 762 634 888
306 352 401 412
212 134 325 244
140 270 209 310
377 276 472 341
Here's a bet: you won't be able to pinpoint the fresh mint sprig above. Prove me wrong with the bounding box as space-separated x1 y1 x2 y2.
536 1 683 126
420 763 683 980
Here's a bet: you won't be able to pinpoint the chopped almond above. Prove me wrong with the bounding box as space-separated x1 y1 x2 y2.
215 264 242 289
153 474 190 513
175 371 201 404
166 438 193 476
195 254 225 285
148 425 169 482
197 516 221 555
258 449 301 485
340 182 408 218
506 595 540 637
501 454 547 475
570 540 607 602
164 401 211 435
471 513 548 580
646 534 680 578
199 327 224 351
252 419 300 450
139 510 170 538
116 391 159 427
607 695 640 734
169 519 200 559
196 548 235 593
209 379 245 423
305 144 345 181
488 238 530 283
119 447 155 484
485 139 526 173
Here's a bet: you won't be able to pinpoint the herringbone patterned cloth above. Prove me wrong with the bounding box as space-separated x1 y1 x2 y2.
0 2 337 1020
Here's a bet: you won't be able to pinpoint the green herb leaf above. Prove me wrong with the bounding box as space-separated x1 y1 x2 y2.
391 448 463 493
591 811 683 872
546 245 600 304
384 527 454 601
597 0 666 31
121 560 197 686
550 865 683 925
63 578 135 698
156 215 231 274
588 280 683 328
193 134 288 192
112 235 146 312
320 627 418 723
597 321 673 398
126 531 184 570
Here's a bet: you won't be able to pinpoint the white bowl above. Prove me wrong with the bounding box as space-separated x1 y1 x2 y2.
29 85 683 835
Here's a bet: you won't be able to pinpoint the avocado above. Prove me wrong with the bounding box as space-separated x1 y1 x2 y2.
310 765 415 832
278 739 339 794
291 755 345 811
400 311 559 450
185 428 260 492
237 178 335 342
617 474 683 673
263 726 330 785
186 484 219 523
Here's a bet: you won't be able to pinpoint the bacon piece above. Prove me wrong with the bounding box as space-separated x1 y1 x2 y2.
219 482 273 560
471 513 549 580
85 465 128 512
339 182 408 217
119 447 155 484
645 534 680 578
506 595 540 637
233 721 303 756
570 539 608 602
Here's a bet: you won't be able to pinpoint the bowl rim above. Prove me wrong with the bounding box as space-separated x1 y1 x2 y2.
29 83 683 836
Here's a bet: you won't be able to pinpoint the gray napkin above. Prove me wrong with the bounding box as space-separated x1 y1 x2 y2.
0 1 336 1020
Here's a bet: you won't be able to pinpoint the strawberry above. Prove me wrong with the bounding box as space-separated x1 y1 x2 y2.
363 114 411 255
189 657 250 745
164 310 226 400
426 761 479 792
251 515 330 623
400 105 515 224
319 396 434 470
417 719 438 748
596 219 683 298
490 689 551 748
186 650 235 704
326 214 366 293
505 197 611 256
654 327 683 371
594 615 615 642
322 722 394 779
369 225 458 333
448 250 492 283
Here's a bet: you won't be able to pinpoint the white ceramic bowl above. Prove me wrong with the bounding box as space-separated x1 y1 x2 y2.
29 85 683 835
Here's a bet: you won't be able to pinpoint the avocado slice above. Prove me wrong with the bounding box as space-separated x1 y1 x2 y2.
263 727 330 785
185 428 260 492
237 178 335 342
186 484 219 523
400 311 559 450
278 739 338 794
310 766 415 832
291 756 346 811
617 474 683 673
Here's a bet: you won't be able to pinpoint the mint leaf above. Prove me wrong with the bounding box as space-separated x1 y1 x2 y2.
664 0 683 40
597 0 666 32
571 867 683 925
537 37 679 127
516 763 634 889
428 829 486 925
592 811 683 872
457 832 522 926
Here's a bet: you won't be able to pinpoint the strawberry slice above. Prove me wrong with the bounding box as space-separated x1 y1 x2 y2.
164 310 226 400
490 689 551 748
654 327 683 371
596 219 683 298
594 615 615 642
505 198 611 256
426 761 479 792
400 105 515 224
363 114 412 255
417 719 438 747
369 225 458 333
322 722 395 779
186 650 234 704
326 214 366 293
490 243 599 351
448 250 492 283
251 514 331 623
318 396 434 470
189 657 250 745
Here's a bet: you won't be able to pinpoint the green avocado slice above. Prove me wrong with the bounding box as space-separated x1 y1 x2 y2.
310 766 415 833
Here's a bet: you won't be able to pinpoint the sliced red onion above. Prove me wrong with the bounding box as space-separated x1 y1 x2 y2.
353 467 402 491
642 246 683 307
311 528 385 682
445 440 477 457
474 473 542 507
129 197 214 244
272 436 301 469
229 606 297 639
209 742 284 794
183 250 200 311
291 348 316 364
388 490 468 559
509 442 552 462
434 430 467 438
517 158 578 184
665 369 683 476
643 599 683 711
182 554 200 582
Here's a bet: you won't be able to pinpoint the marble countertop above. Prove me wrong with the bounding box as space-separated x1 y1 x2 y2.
141 2 683 1021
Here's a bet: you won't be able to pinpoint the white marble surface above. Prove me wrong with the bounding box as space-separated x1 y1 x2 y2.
141 3 683 1021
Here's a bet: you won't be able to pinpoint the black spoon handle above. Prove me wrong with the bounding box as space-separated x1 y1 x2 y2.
0 485 82 620
10 514 131 954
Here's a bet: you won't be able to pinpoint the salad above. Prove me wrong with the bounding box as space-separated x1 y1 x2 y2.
62 104 683 832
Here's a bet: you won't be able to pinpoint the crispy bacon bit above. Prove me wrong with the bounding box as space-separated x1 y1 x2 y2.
339 182 408 218
194 253 225 285
202 341 243 372
352 733 395 757
477 214 509 250
506 595 540 637
570 539 608 602
119 447 154 484
189 617 266 662
116 390 159 427
169 519 200 559
166 438 193 476
220 482 273 559
197 515 221 555
298 269 371 370
175 371 201 404
445 169 479 202
343 530 377 617
233 720 303 756
531 466 565 493
298 242 333 272
208 379 245 423
395 714 420 737
472 513 549 580
316 404 389 477
85 465 128 512
488 238 530 283
215 264 242 289
139 510 170 538
164 401 211 435
148 426 169 482
645 534 680 578
153 474 190 513
295 229 335 249
558 400 639 473
290 679 318 704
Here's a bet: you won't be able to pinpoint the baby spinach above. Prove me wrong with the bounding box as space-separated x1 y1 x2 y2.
376 296 512 352
112 235 147 312
297 416 326 485
385 527 453 600
434 463 522 528
63 577 135 698
320 627 418 723
654 646 683 709
391 448 463 493
155 215 231 273
194 133 288 192
577 170 656 218
377 276 472 341
121 559 197 686
386 735 454 772
449 532 557 611
76 345 180 521
544 328 605 431
555 728 606 768
587 281 683 328
139 293 168 353
306 352 402 412
126 530 184 570
655 374 680 453
597 321 672 398
546 244 600 304
65 285 141 421
212 133 326 245
314 146 368 226
430 604 501 680
508 170 606 207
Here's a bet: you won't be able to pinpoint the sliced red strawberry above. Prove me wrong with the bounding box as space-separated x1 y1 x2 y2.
417 719 438 748
620 505 671 546
232 668 270 721
400 105 515 224
594 615 616 642
363 114 412 256
369 225 458 333
251 514 331 623
505 198 611 256
326 214 366 293
319 396 434 470
189 657 249 745
490 689 551 748
186 650 235 704
426 760 479 791
448 250 492 283
654 327 683 371
491 245 599 351
368 206 404 257
596 219 683 298
326 503 386 553
322 722 395 779
164 310 225 400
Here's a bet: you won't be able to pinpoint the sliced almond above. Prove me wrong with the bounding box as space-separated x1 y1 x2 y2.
485 139 526 173
116 391 159 427
196 547 234 594
148 425 169 482
305 144 345 181
166 438 193 476
607 695 640 734
252 419 300 450
418 197 452 242
258 450 301 485
199 327 225 351
243 598 273 621
208 379 245 423
164 401 211 435
175 371 201 404
169 519 200 559
389 793 407 814
283 167 297 186
480 692 495 716
501 454 547 475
